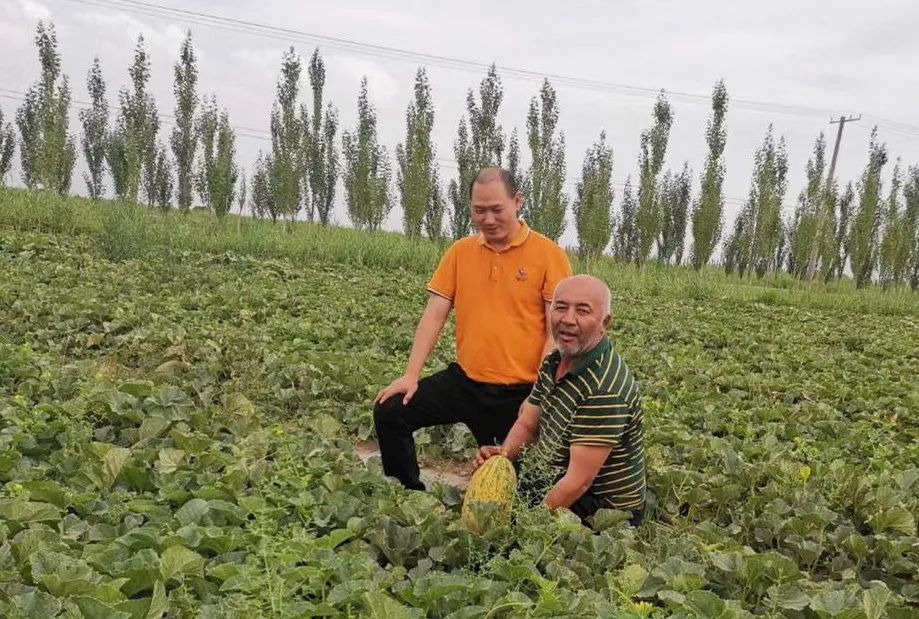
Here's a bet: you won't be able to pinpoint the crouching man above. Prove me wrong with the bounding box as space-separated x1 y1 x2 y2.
474 274 646 528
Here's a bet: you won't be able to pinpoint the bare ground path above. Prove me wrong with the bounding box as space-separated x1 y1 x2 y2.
355 440 471 490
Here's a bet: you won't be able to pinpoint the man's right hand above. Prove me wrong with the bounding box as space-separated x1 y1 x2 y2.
373 375 419 407
473 445 506 470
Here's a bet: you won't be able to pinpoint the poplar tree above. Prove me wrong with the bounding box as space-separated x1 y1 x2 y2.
574 131 614 258
80 57 108 199
691 80 729 269
635 91 673 265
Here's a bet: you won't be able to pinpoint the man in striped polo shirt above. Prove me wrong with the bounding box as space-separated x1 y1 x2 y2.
475 274 646 527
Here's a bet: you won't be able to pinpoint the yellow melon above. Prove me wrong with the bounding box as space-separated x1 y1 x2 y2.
461 455 517 533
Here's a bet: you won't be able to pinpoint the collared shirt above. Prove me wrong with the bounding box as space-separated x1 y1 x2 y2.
427 221 572 385
525 337 646 510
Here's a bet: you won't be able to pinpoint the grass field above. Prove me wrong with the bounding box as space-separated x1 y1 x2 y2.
0 189 917 617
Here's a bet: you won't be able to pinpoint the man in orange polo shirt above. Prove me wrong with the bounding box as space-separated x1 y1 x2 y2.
373 166 573 491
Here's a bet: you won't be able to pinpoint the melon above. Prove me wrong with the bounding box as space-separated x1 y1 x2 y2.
461 455 517 533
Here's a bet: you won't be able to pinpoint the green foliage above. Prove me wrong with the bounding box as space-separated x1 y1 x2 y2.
614 177 638 262
16 21 77 195
0 213 916 616
269 47 306 223
878 160 912 288
905 166 919 290
0 106 15 187
98 201 149 261
727 124 789 278
787 133 828 278
423 168 446 240
523 79 568 242
397 68 438 239
196 96 238 218
250 151 275 221
574 131 614 258
448 64 505 239
848 127 888 288
106 35 158 205
79 57 108 200
306 48 339 226
343 78 392 232
635 91 673 265
657 163 692 265
170 31 198 211
830 182 855 282
691 80 729 270
152 142 172 211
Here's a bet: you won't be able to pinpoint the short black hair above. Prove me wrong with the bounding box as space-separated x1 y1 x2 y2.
467 166 518 200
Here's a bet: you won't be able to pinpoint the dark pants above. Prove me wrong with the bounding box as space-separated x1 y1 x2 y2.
373 363 532 490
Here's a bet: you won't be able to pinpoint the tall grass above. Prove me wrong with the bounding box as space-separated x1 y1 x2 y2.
2 187 917 315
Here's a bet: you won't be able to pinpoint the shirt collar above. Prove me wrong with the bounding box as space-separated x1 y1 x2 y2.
546 336 612 381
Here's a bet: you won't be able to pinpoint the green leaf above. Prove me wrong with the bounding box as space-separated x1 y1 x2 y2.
102 447 132 488
72 595 132 619
146 580 168 619
138 417 170 441
767 584 811 611
862 585 891 619
8 589 62 617
160 545 204 582
0 500 61 524
156 448 185 474
175 498 209 526
869 506 916 536
684 590 726 617
617 564 649 597
361 591 421 618
119 381 154 398
20 481 67 508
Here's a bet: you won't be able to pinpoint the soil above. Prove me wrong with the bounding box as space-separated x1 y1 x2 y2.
355 440 471 490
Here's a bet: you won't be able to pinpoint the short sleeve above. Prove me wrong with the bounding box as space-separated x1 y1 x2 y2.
427 243 459 300
568 392 632 447
542 245 574 302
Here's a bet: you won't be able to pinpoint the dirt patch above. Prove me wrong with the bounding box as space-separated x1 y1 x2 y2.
356 440 471 490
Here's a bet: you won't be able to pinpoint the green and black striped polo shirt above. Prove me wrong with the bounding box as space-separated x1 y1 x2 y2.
525 337 646 511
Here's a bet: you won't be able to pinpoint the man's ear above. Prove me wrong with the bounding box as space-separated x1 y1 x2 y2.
602 314 612 330
513 191 523 213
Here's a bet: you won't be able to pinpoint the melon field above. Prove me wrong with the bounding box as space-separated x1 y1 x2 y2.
1 194 918 618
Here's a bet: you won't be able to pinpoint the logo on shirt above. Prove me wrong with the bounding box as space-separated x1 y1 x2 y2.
516 267 528 281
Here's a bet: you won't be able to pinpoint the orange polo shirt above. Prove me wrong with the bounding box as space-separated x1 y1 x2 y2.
427 221 573 385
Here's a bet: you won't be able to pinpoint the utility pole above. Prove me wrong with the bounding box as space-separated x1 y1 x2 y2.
804 114 861 281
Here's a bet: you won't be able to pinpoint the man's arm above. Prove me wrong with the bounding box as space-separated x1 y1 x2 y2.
374 293 452 405
543 444 613 512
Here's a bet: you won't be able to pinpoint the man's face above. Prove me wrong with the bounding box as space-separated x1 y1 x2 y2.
550 282 611 359
471 180 521 246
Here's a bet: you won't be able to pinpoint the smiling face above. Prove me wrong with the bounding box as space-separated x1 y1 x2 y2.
550 276 612 359
470 179 522 248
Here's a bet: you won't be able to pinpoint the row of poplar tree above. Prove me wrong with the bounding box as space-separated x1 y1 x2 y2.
1 22 917 289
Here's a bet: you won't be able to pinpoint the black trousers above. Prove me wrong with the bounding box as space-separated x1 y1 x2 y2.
373 363 532 491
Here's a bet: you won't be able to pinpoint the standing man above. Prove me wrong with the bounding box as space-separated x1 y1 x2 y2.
373 166 573 491
474 275 646 527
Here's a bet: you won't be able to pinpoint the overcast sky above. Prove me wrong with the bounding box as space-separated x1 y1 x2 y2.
2 0 918 250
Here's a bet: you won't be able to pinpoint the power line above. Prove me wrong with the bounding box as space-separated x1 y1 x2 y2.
51 0 899 123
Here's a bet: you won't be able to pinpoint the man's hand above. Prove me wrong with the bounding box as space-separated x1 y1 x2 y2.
373 375 419 406
473 445 506 470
